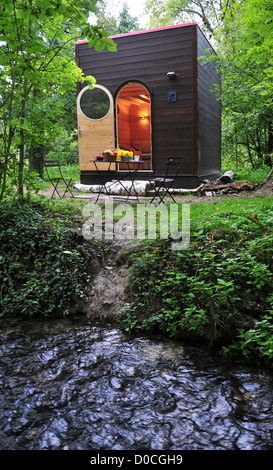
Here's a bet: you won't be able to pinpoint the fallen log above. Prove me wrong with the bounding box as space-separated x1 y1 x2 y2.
218 171 235 183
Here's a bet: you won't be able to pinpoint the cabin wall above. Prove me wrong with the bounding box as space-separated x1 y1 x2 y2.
75 23 221 187
76 24 197 178
197 28 221 178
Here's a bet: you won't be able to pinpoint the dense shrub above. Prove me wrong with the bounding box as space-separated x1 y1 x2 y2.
46 133 79 166
0 200 92 317
120 210 273 366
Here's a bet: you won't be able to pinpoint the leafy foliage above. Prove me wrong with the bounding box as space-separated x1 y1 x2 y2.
215 0 273 168
0 0 117 200
0 199 93 317
94 1 140 35
120 197 273 366
144 0 236 36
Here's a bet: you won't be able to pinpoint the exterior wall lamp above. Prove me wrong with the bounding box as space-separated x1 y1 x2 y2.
167 71 177 79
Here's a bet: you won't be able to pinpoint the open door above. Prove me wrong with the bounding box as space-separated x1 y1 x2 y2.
116 82 152 170
77 85 115 171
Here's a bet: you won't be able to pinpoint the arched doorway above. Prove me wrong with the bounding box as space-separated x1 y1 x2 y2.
116 82 152 170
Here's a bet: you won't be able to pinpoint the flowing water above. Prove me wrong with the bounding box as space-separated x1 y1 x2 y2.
0 318 273 450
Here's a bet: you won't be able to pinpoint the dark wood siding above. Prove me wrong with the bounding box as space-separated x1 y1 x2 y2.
76 23 221 186
76 25 197 177
197 27 221 177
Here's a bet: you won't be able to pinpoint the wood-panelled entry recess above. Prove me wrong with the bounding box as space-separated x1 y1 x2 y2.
77 84 115 171
116 83 152 170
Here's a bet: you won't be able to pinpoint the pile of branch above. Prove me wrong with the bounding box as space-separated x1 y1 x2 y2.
201 181 255 194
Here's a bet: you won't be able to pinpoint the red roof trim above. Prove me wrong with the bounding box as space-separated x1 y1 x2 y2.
75 22 198 45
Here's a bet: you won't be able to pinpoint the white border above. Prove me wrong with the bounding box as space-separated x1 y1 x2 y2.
77 84 113 121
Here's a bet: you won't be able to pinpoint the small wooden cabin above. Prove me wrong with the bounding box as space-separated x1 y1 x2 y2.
75 22 221 188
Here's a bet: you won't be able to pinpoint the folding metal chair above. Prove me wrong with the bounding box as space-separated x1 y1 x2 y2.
43 160 74 198
149 156 182 204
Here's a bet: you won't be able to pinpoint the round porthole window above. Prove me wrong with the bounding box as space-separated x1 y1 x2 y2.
78 85 112 121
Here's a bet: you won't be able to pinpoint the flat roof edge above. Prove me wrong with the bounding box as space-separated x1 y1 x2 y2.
75 22 198 45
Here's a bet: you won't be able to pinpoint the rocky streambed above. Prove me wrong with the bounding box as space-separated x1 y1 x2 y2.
1 318 273 451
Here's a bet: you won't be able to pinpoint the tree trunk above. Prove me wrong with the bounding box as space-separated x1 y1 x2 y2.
18 79 28 198
264 154 272 167
245 136 256 168
18 126 25 198
0 83 15 201
266 121 273 166
28 145 45 178
0 147 14 201
0 158 8 202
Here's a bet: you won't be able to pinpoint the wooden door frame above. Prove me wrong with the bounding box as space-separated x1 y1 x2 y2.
115 81 152 170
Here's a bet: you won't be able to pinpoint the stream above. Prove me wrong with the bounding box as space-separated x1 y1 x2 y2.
0 317 273 451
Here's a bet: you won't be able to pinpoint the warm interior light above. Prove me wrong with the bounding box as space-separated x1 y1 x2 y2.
141 115 146 120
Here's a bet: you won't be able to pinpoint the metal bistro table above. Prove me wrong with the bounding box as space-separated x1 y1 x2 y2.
90 160 117 203
117 159 144 202
91 159 144 203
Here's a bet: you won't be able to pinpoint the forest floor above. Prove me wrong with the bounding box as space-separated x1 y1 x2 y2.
38 177 273 203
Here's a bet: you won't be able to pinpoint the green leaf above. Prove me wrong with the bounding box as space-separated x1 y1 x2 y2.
45 8 57 16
